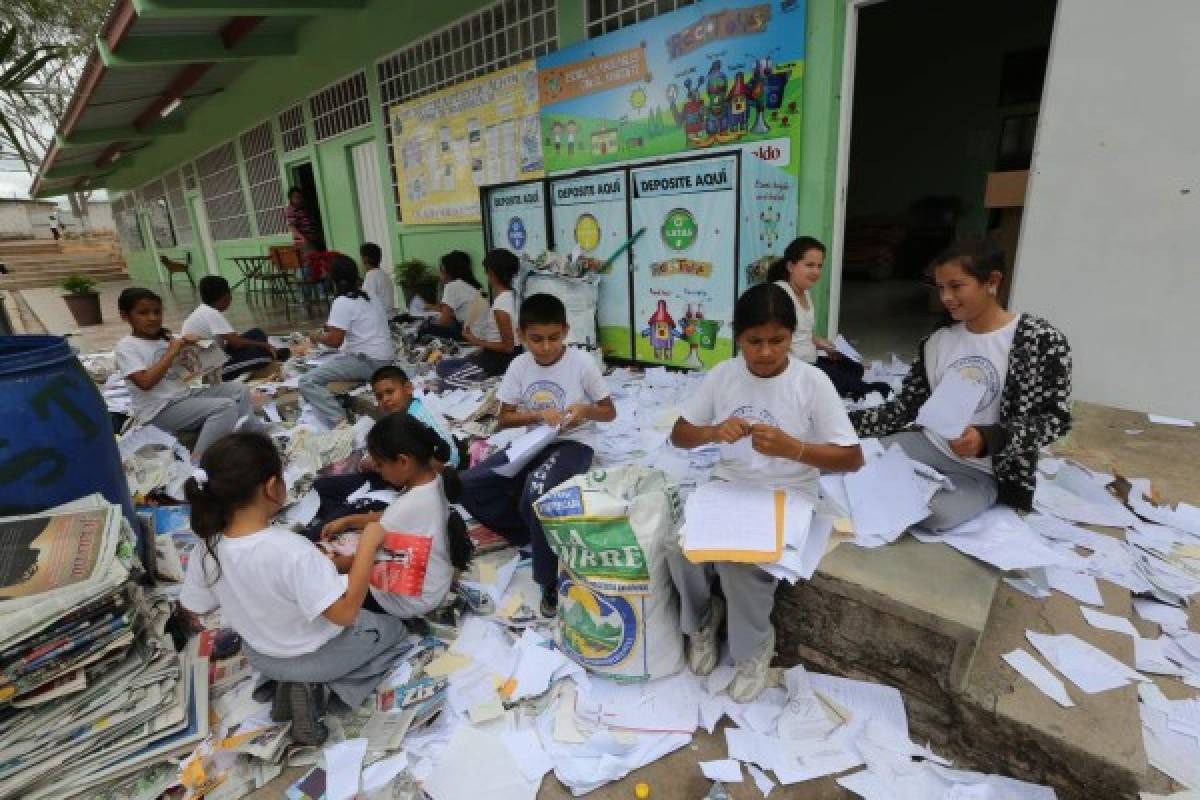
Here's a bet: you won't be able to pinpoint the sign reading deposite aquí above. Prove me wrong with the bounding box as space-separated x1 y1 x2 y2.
536 0 807 173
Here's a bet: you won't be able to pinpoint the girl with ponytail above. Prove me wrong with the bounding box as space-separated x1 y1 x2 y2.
324 413 472 619
179 432 413 746
299 255 396 427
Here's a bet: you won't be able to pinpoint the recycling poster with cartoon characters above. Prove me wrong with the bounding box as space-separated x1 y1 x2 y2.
485 181 548 261
535 0 805 174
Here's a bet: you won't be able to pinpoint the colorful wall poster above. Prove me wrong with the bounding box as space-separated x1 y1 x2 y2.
549 171 633 359
739 155 798 288
629 155 738 369
485 181 548 261
536 0 806 174
391 61 543 224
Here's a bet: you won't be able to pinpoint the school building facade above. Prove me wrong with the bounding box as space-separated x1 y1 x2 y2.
32 0 1199 419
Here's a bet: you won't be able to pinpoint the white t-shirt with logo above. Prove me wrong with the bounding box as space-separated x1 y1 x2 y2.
775 281 818 364
921 316 1019 473
327 295 395 362
469 289 515 343
440 279 481 323
180 526 347 658
497 347 610 443
370 476 453 617
181 303 236 345
363 267 401 319
115 335 189 422
680 356 859 501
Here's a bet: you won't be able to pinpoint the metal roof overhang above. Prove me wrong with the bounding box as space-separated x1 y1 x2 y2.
31 0 366 198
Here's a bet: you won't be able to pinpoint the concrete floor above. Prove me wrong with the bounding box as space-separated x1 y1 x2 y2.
18 279 327 353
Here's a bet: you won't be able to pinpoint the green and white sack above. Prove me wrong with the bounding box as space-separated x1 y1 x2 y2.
534 466 684 682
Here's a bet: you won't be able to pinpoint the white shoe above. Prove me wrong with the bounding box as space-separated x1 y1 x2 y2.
729 627 775 703
686 596 724 676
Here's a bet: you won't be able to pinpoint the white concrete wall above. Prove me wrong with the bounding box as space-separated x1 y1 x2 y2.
0 204 29 237
1012 0 1200 420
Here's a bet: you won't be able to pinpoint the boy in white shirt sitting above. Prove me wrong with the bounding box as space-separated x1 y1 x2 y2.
182 276 289 380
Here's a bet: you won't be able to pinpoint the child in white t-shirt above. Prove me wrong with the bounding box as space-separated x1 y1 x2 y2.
325 414 473 620
669 282 864 702
419 250 482 340
299 255 395 427
460 293 616 617
180 432 411 745
115 287 255 459
182 275 289 381
439 248 520 382
359 242 405 320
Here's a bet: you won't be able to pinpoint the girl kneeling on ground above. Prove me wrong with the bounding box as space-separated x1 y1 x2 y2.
325 413 473 620
850 239 1072 531
180 432 411 746
669 282 864 702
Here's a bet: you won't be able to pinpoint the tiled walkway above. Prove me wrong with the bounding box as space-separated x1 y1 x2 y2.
20 280 327 354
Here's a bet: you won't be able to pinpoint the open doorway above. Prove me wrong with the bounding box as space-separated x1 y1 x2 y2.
289 161 328 249
834 0 1057 361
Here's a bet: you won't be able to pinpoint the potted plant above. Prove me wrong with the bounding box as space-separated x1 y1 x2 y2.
61 274 103 326
394 258 438 305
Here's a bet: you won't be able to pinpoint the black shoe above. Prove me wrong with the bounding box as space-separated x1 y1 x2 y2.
286 682 328 745
253 679 278 703
540 586 558 618
269 681 291 722
275 347 292 362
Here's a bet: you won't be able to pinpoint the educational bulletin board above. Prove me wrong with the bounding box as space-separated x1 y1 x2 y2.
391 61 544 224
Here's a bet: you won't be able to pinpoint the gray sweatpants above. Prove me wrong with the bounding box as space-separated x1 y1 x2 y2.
666 533 779 662
299 352 392 427
883 430 998 532
150 383 255 457
244 610 412 710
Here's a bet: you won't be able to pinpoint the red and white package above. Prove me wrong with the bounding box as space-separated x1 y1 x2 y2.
370 531 433 597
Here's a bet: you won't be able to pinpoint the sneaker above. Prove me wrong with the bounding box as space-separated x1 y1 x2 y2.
686 595 724 677
285 682 329 746
268 681 290 722
540 586 558 618
252 679 277 704
729 627 775 703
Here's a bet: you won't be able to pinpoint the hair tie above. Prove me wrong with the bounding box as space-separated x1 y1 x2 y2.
192 467 209 488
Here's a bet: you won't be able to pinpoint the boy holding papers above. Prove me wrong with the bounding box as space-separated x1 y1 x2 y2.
851 240 1072 530
669 283 863 702
459 293 616 618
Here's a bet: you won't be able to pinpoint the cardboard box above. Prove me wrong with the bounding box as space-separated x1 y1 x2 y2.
984 170 1030 209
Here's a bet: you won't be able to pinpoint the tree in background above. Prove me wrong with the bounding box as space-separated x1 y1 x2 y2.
0 0 111 229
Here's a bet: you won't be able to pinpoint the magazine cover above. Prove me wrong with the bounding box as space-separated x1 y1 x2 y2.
0 510 110 601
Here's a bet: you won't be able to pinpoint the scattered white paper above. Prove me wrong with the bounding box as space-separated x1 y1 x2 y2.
361 753 409 793
916 369 988 439
1148 414 1196 427
1080 607 1140 638
916 508 1081 571
425 725 539 800
509 630 569 701
1133 600 1190 633
699 759 743 782
1025 630 1147 693
748 764 776 797
501 728 554 784
844 445 930 545
833 334 863 363
1002 649 1075 707
1045 566 1103 606
493 425 558 477
284 489 321 527
324 738 368 800
684 482 784 556
263 401 283 424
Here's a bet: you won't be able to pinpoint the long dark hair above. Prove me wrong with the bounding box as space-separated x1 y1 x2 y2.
329 253 369 301
482 248 519 290
366 414 473 571
928 238 1006 283
766 236 827 284
733 282 798 339
183 432 284 583
440 250 481 290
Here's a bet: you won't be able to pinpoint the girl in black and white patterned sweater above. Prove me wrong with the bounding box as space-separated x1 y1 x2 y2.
850 240 1072 530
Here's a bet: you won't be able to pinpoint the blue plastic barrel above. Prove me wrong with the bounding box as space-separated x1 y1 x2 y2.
0 336 136 529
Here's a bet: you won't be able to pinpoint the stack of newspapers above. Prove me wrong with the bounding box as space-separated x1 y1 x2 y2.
0 494 208 799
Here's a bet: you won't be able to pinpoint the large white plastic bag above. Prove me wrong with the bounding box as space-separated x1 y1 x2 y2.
518 269 599 348
534 466 685 682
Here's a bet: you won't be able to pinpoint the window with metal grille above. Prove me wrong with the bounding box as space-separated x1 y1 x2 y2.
139 178 177 249
163 169 194 246
279 103 307 152
112 194 146 252
195 141 252 241
376 0 558 218
308 71 371 142
585 0 696 37
239 121 288 236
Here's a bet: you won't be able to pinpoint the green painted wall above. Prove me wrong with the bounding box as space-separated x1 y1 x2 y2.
110 0 846 335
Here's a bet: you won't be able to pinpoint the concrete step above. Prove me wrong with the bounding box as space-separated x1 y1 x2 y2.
0 253 124 267
0 270 127 291
1 261 127 276
772 535 1153 799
